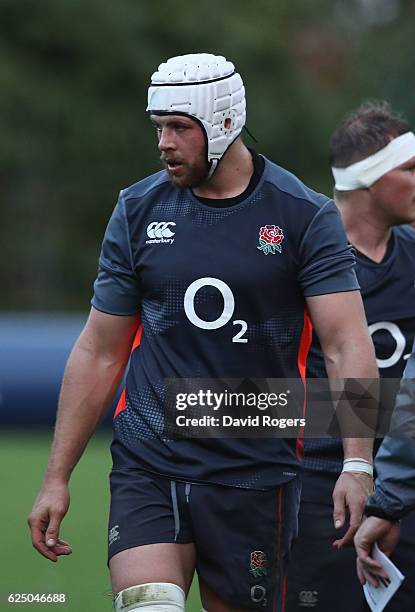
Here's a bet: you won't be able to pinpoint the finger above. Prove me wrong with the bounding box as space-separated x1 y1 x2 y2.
55 538 71 548
32 536 73 561
339 504 362 546
33 535 72 561
28 519 58 562
356 559 366 586
51 547 71 557
360 564 390 588
359 555 389 579
333 494 346 529
31 530 58 562
333 523 356 548
53 539 72 556
45 515 62 547
363 568 380 588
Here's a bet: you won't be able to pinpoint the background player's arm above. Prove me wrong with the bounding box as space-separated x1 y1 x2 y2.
28 307 140 561
306 290 378 547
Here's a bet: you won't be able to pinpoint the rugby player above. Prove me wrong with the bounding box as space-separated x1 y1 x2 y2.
286 102 415 611
28 54 377 612
355 345 415 586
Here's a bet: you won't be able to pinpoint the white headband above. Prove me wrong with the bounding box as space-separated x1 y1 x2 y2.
332 131 415 191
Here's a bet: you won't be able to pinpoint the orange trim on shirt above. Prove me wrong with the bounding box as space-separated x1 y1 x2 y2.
113 324 143 419
131 325 143 353
296 308 313 459
113 388 127 419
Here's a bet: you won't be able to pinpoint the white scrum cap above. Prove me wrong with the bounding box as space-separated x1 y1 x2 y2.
147 53 246 174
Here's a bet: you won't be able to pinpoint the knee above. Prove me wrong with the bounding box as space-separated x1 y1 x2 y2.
114 583 185 611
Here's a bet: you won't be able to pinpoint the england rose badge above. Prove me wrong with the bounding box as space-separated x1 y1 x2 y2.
257 225 284 255
250 550 268 577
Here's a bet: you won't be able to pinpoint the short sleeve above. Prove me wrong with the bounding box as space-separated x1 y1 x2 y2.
91 192 141 315
298 200 359 297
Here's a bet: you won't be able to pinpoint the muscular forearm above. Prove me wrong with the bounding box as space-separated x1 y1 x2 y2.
326 337 378 547
324 337 378 461
342 438 373 463
28 309 138 562
44 336 128 484
307 293 379 547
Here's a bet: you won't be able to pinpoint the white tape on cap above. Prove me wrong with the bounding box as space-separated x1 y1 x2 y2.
332 131 415 191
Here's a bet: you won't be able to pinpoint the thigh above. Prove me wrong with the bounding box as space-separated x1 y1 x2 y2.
285 499 368 612
191 478 300 612
108 467 196 594
110 542 196 594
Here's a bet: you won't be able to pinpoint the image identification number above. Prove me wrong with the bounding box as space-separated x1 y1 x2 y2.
7 593 66 604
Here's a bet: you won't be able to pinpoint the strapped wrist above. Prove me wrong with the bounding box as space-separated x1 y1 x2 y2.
342 457 373 477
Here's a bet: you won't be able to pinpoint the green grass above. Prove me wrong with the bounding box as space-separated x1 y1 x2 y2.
0 431 201 611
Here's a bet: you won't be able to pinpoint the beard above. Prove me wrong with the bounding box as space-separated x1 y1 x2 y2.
161 156 210 188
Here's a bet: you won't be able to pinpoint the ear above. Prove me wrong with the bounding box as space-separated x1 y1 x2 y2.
224 117 232 129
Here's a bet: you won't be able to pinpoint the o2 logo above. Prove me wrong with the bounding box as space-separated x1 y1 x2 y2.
251 585 267 607
368 321 410 369
184 277 248 343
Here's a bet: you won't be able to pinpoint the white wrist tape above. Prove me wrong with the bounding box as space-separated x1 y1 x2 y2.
332 131 415 190
342 458 373 477
114 583 185 612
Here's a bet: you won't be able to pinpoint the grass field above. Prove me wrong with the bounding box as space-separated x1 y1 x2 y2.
0 430 201 611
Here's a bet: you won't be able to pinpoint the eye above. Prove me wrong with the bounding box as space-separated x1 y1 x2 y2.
174 124 188 132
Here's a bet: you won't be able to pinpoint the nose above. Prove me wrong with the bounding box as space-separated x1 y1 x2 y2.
158 127 176 152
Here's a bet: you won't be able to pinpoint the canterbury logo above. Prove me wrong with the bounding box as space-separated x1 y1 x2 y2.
298 590 318 607
147 221 176 239
146 221 176 245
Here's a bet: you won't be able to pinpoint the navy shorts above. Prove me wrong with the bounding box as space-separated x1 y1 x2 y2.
108 443 300 611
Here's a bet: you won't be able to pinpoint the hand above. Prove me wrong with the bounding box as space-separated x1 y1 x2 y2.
354 517 400 587
28 480 72 562
332 472 374 549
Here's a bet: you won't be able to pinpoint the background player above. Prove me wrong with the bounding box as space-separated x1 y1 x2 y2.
286 101 415 611
28 54 377 612
355 343 415 586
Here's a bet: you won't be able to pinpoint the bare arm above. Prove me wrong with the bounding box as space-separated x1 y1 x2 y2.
306 290 379 547
28 307 140 561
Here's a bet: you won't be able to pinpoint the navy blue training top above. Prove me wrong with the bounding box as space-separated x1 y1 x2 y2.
304 225 415 477
92 155 358 489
